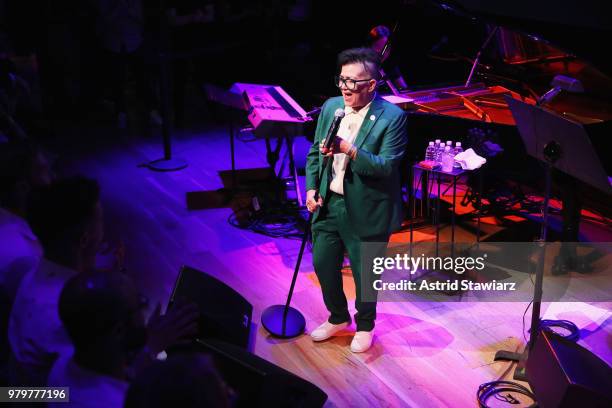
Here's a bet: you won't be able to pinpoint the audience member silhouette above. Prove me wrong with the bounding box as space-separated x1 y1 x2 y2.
0 141 52 381
9 177 103 385
48 270 199 407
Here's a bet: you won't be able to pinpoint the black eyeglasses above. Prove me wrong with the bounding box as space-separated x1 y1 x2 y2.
334 75 373 91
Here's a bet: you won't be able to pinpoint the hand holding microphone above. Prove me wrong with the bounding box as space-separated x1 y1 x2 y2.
308 108 347 213
319 108 357 159
320 108 345 157
320 138 356 157
319 108 358 160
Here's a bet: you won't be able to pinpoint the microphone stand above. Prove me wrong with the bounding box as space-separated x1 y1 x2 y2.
261 155 333 338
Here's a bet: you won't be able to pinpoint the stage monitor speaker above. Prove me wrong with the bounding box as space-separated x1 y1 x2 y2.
170 265 253 349
526 330 612 408
196 339 327 408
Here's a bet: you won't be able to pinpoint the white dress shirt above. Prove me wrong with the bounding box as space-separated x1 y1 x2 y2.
48 355 129 408
0 208 42 303
329 99 373 195
9 258 77 384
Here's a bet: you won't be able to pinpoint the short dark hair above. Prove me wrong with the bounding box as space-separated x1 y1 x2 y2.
26 176 100 252
337 47 382 80
59 271 136 350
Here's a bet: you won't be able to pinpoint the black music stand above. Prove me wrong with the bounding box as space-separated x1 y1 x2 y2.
203 84 248 190
196 83 310 208
494 97 611 380
145 51 188 172
183 84 250 211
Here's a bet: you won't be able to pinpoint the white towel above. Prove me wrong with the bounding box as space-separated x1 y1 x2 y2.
454 148 486 170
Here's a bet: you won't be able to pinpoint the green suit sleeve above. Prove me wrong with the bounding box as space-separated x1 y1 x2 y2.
351 110 407 178
305 102 329 191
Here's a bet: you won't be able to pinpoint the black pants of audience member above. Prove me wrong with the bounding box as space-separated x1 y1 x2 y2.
104 46 159 118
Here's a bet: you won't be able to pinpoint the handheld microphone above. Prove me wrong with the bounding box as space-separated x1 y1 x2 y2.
323 108 345 150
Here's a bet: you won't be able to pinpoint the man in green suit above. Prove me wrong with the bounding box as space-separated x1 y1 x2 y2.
305 48 407 352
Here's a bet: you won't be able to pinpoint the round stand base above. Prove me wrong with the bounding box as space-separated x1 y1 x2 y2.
146 158 188 172
261 305 306 338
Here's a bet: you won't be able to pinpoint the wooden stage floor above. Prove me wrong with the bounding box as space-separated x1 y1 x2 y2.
48 122 611 407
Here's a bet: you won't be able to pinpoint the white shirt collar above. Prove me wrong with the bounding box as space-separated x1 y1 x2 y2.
344 94 376 116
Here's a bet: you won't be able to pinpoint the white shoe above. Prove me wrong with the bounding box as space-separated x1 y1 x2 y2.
350 331 374 353
310 321 350 342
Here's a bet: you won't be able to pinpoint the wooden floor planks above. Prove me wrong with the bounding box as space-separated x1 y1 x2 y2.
49 123 611 407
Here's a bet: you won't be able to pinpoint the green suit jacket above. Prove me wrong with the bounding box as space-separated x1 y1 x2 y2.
306 95 408 238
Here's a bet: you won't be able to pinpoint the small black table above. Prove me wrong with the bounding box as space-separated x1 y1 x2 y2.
408 164 482 258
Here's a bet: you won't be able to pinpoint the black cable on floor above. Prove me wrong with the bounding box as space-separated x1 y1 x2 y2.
477 380 537 408
228 203 310 241
539 319 580 342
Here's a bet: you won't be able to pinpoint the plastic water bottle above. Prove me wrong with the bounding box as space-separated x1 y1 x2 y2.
433 139 441 158
453 142 464 168
436 143 446 163
446 140 453 150
441 146 454 172
425 141 436 161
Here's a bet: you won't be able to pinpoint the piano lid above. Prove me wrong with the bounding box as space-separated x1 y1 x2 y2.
433 0 612 76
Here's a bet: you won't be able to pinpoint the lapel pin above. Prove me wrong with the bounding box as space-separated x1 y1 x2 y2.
370 115 376 121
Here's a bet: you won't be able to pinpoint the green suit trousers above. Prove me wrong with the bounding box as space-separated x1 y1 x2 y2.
312 193 389 332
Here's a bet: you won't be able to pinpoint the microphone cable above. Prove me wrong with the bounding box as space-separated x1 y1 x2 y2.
477 380 536 408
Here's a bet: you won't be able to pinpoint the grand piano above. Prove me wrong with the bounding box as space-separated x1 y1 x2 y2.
384 0 612 239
